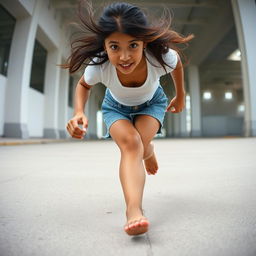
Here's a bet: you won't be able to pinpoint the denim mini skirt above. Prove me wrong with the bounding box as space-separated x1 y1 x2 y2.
101 86 168 138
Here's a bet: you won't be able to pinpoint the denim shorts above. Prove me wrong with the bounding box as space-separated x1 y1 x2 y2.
101 86 168 138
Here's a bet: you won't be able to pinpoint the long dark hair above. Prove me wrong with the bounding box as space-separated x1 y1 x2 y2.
62 1 194 73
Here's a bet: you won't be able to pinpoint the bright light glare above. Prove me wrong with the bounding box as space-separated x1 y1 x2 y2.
228 49 241 61
225 92 233 100
238 104 245 113
203 91 212 100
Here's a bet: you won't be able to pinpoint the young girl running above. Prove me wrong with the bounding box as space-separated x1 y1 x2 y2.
64 1 193 236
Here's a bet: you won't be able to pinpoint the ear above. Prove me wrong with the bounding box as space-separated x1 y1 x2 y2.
103 44 107 54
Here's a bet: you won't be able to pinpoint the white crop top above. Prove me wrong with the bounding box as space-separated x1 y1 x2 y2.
84 49 178 106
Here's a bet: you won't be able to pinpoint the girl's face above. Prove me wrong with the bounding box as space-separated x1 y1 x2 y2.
104 32 146 75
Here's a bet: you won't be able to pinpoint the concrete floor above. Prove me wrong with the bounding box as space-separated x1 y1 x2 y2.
0 138 256 256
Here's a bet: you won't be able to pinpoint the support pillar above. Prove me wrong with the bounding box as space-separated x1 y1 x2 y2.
231 0 256 136
4 0 42 138
188 65 202 137
43 48 61 138
58 68 69 138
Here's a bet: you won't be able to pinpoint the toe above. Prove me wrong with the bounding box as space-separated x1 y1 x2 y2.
132 220 140 228
129 221 136 229
139 218 149 227
134 220 140 227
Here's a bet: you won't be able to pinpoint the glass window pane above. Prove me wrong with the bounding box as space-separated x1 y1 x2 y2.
30 40 47 93
68 76 74 107
0 5 16 76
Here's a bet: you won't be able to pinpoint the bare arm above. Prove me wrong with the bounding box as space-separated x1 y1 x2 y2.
166 57 186 113
74 76 92 114
66 76 92 139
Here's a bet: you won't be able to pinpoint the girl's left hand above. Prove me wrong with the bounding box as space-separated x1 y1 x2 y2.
166 95 185 113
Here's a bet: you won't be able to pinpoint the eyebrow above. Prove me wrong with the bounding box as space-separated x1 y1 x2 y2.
108 39 139 44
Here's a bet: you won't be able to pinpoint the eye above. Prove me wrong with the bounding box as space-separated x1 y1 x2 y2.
130 43 138 49
110 45 118 50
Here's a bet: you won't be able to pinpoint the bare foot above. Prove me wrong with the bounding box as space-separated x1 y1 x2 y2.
124 208 150 236
144 151 159 175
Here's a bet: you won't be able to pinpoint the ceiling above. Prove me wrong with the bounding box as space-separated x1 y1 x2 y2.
50 0 242 92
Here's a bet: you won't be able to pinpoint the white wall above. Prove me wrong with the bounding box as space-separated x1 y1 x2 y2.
68 107 73 121
0 0 72 138
201 86 244 136
202 116 243 136
28 88 44 137
0 75 7 136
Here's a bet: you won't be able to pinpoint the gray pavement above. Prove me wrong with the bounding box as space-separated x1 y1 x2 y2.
0 138 256 256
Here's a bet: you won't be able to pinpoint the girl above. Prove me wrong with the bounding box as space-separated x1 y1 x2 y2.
64 1 193 236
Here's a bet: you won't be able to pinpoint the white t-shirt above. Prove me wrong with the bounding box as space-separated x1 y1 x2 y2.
84 49 178 106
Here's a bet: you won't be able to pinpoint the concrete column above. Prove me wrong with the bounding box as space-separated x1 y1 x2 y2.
165 114 173 137
188 65 202 137
4 0 42 138
87 93 98 139
180 110 187 137
231 0 256 136
58 68 69 138
43 48 61 138
173 114 180 137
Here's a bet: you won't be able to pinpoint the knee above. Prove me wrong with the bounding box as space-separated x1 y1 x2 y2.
119 132 143 154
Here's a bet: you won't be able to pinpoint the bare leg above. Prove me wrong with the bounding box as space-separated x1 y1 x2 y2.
110 120 149 236
134 115 160 175
143 143 159 175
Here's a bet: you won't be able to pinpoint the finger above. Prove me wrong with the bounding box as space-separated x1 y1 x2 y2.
67 123 75 136
166 104 172 112
70 120 84 136
170 106 176 113
77 118 84 125
82 117 88 130
74 126 85 136
72 134 84 139
68 122 85 137
66 125 72 136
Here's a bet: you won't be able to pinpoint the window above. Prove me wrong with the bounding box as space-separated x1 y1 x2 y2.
68 76 74 107
30 40 47 93
0 5 16 76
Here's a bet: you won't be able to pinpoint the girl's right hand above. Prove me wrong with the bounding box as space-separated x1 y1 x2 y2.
66 113 88 139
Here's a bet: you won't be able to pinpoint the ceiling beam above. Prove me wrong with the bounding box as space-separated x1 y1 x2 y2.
51 0 218 10
187 1 234 66
173 18 209 26
136 2 218 8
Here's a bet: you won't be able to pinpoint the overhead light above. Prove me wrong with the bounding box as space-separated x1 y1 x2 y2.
203 91 212 100
227 49 241 61
225 91 233 100
238 104 245 113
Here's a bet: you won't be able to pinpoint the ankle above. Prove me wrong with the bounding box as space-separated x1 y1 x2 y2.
144 151 154 160
126 205 143 215
143 143 154 160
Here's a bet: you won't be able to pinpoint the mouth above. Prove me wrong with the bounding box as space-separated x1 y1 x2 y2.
119 63 134 70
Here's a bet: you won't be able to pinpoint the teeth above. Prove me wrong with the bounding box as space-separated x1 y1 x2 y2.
121 64 131 67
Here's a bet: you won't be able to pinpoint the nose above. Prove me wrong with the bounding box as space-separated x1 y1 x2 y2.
120 50 131 61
